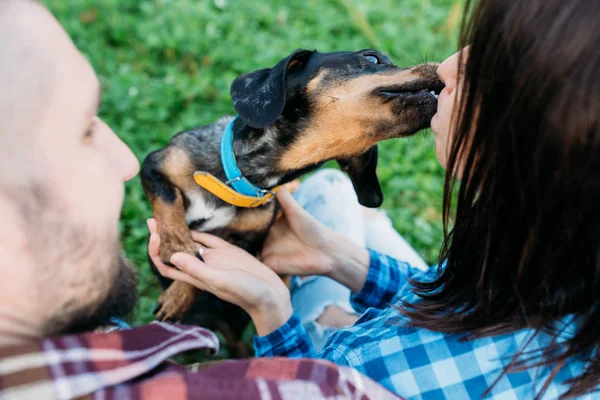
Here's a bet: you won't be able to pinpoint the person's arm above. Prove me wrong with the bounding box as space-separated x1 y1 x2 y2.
261 188 424 312
346 249 421 313
314 231 422 312
253 248 422 356
253 313 317 358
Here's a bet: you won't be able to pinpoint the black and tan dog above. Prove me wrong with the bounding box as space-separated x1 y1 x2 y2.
141 48 443 357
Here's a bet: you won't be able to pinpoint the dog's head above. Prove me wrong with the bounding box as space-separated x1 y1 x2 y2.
230 49 444 207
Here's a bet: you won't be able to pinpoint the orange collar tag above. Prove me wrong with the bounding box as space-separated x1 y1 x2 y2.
193 171 280 208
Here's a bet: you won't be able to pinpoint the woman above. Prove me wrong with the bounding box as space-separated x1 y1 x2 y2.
148 0 599 397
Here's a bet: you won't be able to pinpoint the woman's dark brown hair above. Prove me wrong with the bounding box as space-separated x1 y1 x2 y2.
403 0 600 398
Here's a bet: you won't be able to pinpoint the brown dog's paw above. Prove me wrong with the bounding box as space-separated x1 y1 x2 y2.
159 231 199 265
154 281 200 322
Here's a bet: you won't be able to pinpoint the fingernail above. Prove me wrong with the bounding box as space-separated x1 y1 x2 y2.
170 254 181 265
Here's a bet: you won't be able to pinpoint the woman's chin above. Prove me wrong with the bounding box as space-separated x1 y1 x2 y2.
430 113 440 135
435 147 447 170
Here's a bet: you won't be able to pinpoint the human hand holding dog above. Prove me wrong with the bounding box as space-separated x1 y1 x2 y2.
261 188 372 293
147 219 292 336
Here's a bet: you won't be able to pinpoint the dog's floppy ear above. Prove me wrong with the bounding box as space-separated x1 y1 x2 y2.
230 49 315 129
337 145 383 208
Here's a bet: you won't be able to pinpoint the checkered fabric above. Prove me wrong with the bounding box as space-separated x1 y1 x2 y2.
0 321 402 399
255 250 599 399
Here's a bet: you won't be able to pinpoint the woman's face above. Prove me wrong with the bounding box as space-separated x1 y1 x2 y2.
431 50 464 170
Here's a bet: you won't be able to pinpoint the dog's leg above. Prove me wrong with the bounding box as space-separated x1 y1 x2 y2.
155 281 200 323
142 150 201 322
151 189 198 263
151 192 201 322
215 320 250 359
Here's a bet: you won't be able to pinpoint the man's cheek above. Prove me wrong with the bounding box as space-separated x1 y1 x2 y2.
63 168 122 227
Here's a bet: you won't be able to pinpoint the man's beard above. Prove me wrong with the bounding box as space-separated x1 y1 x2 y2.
16 183 139 337
42 249 139 336
58 253 138 334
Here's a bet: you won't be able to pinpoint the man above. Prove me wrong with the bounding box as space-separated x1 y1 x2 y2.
0 1 400 398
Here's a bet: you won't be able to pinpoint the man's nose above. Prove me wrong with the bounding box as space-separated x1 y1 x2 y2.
97 118 140 182
121 145 140 182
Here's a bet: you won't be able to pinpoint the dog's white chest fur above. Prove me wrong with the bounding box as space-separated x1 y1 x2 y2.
185 191 235 231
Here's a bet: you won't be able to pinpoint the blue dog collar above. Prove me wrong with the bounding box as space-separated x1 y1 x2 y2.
220 117 268 197
106 317 131 332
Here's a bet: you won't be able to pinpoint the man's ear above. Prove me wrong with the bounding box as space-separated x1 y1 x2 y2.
337 145 383 208
230 49 315 129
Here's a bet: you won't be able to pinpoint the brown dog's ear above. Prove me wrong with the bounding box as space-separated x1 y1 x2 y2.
230 49 316 129
337 145 383 208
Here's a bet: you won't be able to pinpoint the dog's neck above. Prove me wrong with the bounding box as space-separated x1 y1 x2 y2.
230 121 322 190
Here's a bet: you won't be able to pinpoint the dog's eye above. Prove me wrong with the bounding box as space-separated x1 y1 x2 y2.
365 54 380 64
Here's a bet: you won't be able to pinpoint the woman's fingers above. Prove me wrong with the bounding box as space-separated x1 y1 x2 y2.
146 220 254 304
147 218 158 235
261 220 289 260
276 187 320 230
147 233 200 284
190 231 231 248
170 252 205 274
148 231 161 259
170 252 223 290
147 226 208 284
275 188 302 217
157 260 200 287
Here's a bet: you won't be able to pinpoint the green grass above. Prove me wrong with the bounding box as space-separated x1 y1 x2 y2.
45 0 461 339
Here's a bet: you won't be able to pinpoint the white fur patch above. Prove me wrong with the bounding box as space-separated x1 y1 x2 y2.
202 206 236 231
264 176 281 188
185 191 235 231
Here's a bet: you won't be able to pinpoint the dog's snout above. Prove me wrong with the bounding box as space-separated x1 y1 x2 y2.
411 62 441 74
405 64 445 94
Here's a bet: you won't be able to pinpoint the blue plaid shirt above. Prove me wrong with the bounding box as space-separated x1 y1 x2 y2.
254 250 597 399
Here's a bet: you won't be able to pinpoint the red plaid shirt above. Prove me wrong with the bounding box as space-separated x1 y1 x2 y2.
0 321 402 399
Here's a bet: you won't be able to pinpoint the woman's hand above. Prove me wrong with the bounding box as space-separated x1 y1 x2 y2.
261 188 338 277
261 188 371 293
147 219 292 336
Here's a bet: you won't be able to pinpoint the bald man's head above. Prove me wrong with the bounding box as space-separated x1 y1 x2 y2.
0 0 140 343
0 0 58 162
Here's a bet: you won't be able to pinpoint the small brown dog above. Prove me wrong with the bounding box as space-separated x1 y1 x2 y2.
141 48 442 357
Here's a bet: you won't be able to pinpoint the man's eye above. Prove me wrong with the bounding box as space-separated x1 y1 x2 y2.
84 118 98 142
365 55 380 64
